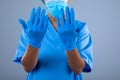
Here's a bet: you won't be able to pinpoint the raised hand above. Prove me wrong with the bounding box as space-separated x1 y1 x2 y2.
18 7 48 48
57 7 78 50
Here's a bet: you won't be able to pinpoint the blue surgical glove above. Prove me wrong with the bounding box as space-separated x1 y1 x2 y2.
18 7 48 48
57 7 84 51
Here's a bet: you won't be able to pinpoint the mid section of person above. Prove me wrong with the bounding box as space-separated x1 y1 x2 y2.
13 0 93 80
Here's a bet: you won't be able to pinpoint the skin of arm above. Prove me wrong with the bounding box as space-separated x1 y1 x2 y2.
21 45 39 73
66 49 85 75
21 44 85 74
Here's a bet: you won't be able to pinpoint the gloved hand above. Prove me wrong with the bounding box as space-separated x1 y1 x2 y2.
18 7 48 48
56 7 78 51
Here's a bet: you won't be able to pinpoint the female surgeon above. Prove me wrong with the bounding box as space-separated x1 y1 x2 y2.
13 0 93 80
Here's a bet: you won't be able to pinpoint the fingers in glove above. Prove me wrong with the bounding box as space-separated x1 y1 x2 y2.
38 9 46 29
29 8 35 25
60 8 65 25
70 8 75 25
34 7 41 26
65 7 70 24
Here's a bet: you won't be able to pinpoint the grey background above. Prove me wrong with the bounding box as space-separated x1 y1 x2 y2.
0 0 120 80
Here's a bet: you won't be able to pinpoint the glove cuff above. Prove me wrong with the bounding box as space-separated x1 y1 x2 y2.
65 42 77 51
29 40 41 48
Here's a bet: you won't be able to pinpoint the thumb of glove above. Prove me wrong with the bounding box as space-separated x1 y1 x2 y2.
18 19 27 30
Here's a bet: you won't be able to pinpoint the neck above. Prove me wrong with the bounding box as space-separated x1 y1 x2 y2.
48 13 58 31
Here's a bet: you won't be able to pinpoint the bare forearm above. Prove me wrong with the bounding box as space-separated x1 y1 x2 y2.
21 45 39 72
66 49 85 75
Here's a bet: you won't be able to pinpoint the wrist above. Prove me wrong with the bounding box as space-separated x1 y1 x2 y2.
65 42 77 51
28 45 40 51
29 40 41 48
66 48 77 53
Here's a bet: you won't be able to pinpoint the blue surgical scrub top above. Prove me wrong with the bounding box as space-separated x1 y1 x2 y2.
13 19 93 80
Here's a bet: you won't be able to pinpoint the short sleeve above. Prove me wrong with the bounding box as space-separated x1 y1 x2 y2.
13 31 28 64
76 21 93 72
